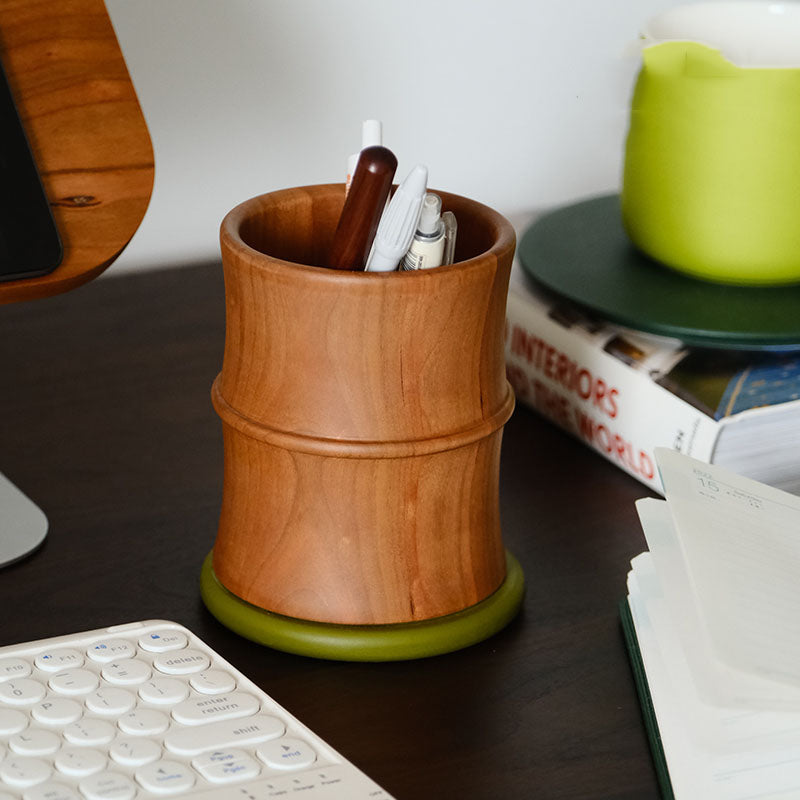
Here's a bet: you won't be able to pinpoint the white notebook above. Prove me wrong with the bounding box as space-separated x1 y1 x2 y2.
624 448 800 800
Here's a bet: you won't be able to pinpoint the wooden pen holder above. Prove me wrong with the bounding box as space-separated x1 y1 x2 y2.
201 184 524 660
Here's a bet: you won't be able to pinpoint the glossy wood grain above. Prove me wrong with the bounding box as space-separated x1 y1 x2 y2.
0 0 153 303
212 186 516 625
327 146 396 270
0 261 662 799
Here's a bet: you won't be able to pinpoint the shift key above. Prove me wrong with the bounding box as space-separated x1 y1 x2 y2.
165 714 286 755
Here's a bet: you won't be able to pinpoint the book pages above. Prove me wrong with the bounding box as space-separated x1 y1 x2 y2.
636 497 800 710
657 448 800 690
627 450 800 797
628 555 800 798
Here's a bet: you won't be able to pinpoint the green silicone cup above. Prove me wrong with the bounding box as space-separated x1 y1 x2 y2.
622 41 800 285
200 550 525 662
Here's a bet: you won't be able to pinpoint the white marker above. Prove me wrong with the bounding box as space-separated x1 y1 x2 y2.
366 164 428 272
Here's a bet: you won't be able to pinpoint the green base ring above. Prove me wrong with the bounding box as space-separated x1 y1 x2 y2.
200 550 525 661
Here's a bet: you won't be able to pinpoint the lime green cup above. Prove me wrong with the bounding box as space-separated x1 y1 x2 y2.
621 4 800 285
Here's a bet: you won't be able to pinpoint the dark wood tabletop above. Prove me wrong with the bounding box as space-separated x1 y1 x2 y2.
0 261 660 799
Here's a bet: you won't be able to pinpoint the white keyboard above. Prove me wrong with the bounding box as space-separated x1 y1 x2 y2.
0 621 393 799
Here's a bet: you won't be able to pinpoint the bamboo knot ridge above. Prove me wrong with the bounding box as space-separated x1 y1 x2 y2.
211 375 515 459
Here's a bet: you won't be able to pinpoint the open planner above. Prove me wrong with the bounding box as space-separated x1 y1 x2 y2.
623 448 800 800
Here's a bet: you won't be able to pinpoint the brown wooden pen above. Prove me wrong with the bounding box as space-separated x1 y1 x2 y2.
327 145 397 270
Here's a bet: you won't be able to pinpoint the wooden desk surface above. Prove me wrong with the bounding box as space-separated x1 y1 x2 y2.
0 262 660 799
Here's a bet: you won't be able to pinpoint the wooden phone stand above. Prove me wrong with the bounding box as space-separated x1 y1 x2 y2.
0 0 153 565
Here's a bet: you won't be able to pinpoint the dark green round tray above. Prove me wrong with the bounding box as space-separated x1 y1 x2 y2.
518 195 800 350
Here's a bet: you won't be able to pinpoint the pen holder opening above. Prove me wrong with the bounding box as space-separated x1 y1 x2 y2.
202 184 525 661
236 183 499 268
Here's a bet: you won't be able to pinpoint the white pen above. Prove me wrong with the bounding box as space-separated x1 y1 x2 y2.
366 164 428 272
345 119 382 196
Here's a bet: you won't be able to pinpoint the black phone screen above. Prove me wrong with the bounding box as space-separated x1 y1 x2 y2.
0 58 62 282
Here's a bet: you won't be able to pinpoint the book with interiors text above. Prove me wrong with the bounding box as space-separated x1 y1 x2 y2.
504 267 800 495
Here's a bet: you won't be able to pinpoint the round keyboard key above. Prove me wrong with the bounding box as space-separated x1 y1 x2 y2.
101 659 151 686
118 708 169 736
138 677 188 705
22 782 81 800
0 707 29 734
135 760 195 794
153 649 209 675
137 630 188 653
55 747 106 777
34 649 83 673
49 669 99 696
190 670 236 695
0 657 32 682
192 749 261 784
63 718 116 747
257 737 317 771
0 756 51 788
109 736 161 767
192 747 248 771
0 679 46 706
78 771 136 800
86 640 136 664
31 697 82 725
85 687 135 716
9 728 60 756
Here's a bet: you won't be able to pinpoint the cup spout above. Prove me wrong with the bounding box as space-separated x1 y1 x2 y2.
641 40 742 77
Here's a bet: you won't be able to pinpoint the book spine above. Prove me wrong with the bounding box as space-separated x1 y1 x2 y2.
504 288 721 494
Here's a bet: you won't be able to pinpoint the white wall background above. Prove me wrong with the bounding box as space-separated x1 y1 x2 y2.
104 0 700 273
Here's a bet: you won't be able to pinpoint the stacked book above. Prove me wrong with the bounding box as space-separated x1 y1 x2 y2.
505 258 800 497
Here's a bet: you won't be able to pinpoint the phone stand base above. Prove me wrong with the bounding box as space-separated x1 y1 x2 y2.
0 472 48 568
200 550 524 662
